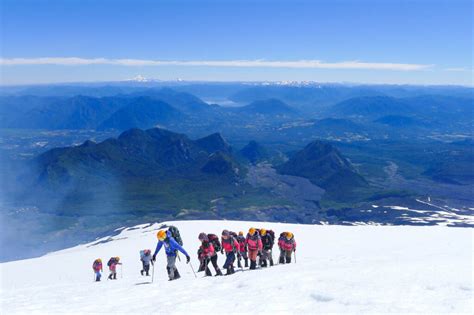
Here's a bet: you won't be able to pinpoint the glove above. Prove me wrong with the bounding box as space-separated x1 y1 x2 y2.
152 254 156 261
186 255 191 264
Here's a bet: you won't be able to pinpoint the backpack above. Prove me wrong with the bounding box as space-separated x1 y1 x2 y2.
207 234 221 252
229 231 238 238
93 259 101 269
107 257 116 267
267 230 275 243
168 225 183 246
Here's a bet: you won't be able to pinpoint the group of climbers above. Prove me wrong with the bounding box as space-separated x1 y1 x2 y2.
92 257 122 281
92 225 297 282
196 227 296 276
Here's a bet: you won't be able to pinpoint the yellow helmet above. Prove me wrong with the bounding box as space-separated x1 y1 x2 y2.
238 231 244 236
115 256 120 261
260 229 267 236
286 232 293 239
249 227 256 235
157 230 167 241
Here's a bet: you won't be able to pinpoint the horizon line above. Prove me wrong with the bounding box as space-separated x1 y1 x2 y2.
0 57 434 71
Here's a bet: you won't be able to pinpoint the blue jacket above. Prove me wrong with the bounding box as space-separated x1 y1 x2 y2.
154 231 189 257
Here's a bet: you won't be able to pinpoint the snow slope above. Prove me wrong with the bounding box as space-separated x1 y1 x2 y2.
1 220 472 314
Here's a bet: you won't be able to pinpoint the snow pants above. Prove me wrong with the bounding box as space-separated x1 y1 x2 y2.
166 255 179 280
279 249 292 264
261 249 273 266
95 270 101 281
248 249 258 262
237 251 248 267
223 251 236 269
142 261 150 274
203 254 221 276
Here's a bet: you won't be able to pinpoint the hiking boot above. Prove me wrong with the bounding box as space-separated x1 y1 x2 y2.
146 271 149 276
141 270 144 276
286 256 291 264
250 260 256 270
279 257 285 264
216 268 223 276
270 259 274 267
108 274 113 280
113 273 117 280
244 259 248 267
174 269 181 280
231 266 235 274
205 268 212 277
237 260 242 268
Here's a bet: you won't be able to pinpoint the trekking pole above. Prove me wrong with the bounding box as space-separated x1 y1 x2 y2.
294 250 297 264
189 261 197 278
121 264 123 278
151 263 155 283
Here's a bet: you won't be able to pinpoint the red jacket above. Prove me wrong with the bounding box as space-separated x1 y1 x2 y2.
279 237 296 251
237 235 247 252
221 237 239 253
245 233 262 251
92 261 102 272
199 241 215 259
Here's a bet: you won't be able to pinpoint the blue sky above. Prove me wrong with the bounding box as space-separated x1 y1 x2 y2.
1 0 472 85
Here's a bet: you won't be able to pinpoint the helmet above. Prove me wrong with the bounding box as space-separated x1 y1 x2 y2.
115 256 120 261
157 230 167 241
286 232 293 240
96 258 102 262
238 231 244 236
260 229 267 236
249 228 256 235
222 229 230 237
198 232 208 241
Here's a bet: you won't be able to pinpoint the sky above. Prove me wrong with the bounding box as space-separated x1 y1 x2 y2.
0 0 472 86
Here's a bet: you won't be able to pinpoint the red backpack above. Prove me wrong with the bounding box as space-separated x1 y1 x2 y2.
207 234 221 252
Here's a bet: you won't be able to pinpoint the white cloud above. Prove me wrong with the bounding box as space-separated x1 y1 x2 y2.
444 67 470 72
0 57 433 71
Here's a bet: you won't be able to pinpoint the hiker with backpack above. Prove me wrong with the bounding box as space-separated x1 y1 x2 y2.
245 228 262 270
278 232 297 264
92 258 103 282
197 232 223 276
152 227 191 281
260 229 275 267
221 230 239 275
140 249 153 276
236 231 248 268
107 257 122 280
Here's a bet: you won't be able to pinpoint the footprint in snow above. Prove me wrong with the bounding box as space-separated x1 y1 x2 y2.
310 293 333 302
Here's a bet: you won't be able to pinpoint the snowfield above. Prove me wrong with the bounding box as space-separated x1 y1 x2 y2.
1 220 472 314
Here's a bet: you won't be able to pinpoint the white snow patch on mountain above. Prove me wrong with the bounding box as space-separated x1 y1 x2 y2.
1 220 472 314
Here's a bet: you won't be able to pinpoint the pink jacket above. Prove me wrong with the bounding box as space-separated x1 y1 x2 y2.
199 242 215 259
92 261 102 272
279 237 296 251
245 233 262 251
221 237 239 253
